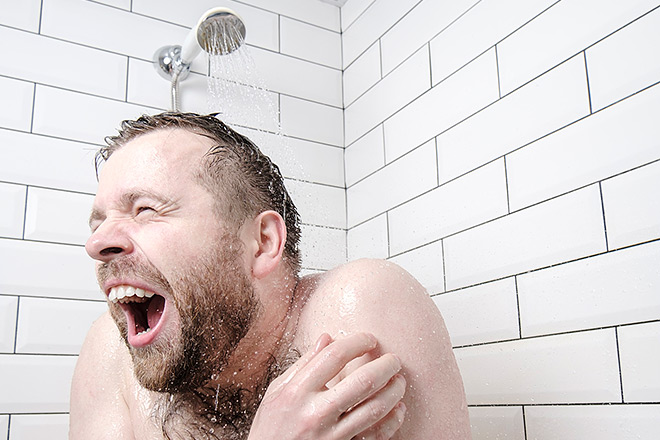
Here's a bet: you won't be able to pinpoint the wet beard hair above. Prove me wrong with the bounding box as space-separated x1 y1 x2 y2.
99 231 259 393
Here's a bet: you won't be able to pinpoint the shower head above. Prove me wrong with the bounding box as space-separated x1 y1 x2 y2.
154 7 246 80
180 7 246 64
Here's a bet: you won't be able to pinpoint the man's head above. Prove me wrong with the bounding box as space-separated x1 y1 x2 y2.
86 113 301 392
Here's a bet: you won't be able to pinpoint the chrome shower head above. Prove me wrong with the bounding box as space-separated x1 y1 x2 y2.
196 8 246 55
154 7 246 81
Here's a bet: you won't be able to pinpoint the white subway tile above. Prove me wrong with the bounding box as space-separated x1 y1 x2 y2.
286 180 345 229
433 278 519 347
0 26 128 100
587 7 660 111
430 0 557 85
300 224 345 270
0 239 99 301
455 329 621 404
244 0 340 31
437 54 590 184
32 85 154 146
389 240 444 295
0 0 41 31
345 46 430 145
602 160 660 250
0 129 98 194
347 140 437 228
0 296 18 353
345 126 384 187
281 17 341 69
0 183 26 239
0 415 6 440
518 241 660 337
127 57 198 112
0 76 33 132
94 0 131 10
384 48 499 163
507 83 660 211
347 214 389 261
252 48 342 108
24 187 94 246
342 0 419 67
341 0 373 31
525 405 660 440
618 321 660 403
0 354 76 413
444 185 606 290
133 0 281 51
497 0 660 95
16 297 106 355
343 42 381 107
381 0 478 75
468 406 525 440
389 158 508 255
241 129 345 187
9 414 69 440
280 95 343 147
41 0 189 61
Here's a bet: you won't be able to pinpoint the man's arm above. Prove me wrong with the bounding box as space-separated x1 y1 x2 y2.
296 258 472 439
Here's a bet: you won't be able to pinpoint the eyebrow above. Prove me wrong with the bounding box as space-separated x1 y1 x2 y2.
88 189 174 228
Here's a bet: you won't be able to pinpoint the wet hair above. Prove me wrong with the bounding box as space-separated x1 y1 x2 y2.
97 112 301 273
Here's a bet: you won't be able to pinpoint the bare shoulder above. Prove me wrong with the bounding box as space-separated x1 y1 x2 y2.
70 312 161 439
295 259 471 439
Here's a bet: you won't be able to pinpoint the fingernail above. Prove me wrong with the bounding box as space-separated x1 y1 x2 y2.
314 333 331 353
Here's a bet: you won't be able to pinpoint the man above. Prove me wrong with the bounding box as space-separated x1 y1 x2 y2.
70 113 471 439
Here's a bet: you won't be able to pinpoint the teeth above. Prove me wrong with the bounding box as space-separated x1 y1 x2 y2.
108 285 156 304
137 328 152 336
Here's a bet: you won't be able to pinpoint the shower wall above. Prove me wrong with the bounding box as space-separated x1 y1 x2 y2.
0 0 345 437
342 0 660 438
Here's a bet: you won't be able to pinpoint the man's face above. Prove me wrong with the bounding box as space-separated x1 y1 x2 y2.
86 128 258 392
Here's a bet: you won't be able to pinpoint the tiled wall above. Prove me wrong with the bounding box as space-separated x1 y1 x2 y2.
2 0 659 438
342 0 660 438
0 0 344 437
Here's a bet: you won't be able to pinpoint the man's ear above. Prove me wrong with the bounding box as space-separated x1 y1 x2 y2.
249 210 287 279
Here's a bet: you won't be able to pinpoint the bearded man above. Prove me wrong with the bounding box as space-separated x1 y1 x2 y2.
69 113 471 439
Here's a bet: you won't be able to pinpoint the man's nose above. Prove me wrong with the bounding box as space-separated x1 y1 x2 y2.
85 220 134 263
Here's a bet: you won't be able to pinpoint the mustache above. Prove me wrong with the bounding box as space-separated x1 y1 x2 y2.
97 256 172 295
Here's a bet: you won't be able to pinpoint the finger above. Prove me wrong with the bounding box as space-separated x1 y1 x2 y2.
293 332 378 391
334 373 406 439
270 333 333 389
352 402 407 440
330 353 402 414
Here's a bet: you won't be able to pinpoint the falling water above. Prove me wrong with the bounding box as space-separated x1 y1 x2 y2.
205 19 281 141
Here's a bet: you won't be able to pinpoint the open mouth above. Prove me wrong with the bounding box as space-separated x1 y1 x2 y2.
109 286 166 343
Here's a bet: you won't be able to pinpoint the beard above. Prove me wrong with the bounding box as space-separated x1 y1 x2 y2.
97 231 260 393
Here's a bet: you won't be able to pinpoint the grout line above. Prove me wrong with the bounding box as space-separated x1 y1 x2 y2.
583 51 593 114
0 292 105 304
599 182 610 252
37 0 44 34
124 57 130 102
434 137 440 187
522 405 528 440
468 401 660 407
514 276 522 339
13 297 20 354
441 239 447 293
503 155 511 214
21 186 29 240
6 414 10 440
495 44 502 99
451 317 660 350
615 327 626 403
29 83 37 134
385 211 391 259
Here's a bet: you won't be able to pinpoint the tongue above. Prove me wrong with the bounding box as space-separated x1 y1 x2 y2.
147 295 165 330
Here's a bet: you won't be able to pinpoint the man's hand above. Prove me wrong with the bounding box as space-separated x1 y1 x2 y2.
248 332 407 440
